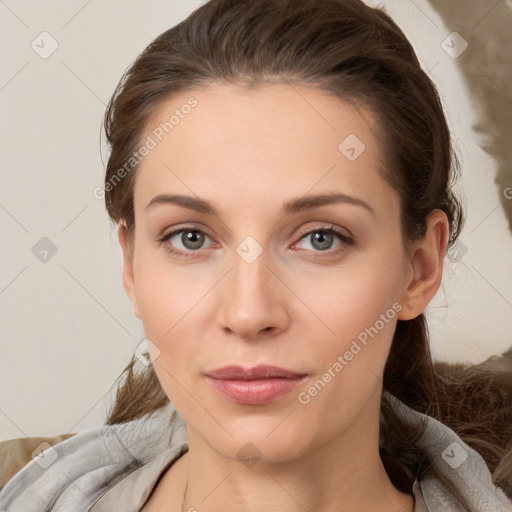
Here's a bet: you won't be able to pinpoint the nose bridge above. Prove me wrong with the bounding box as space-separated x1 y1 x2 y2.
219 240 288 338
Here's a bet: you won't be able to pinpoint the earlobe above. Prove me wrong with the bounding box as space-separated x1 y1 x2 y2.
118 224 141 319
397 209 449 321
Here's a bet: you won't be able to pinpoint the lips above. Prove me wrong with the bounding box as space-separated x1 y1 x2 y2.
206 365 306 380
205 365 308 405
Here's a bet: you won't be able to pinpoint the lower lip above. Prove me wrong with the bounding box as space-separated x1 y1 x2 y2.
206 376 306 405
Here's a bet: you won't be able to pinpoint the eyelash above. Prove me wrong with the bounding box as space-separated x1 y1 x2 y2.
294 225 354 259
159 225 354 259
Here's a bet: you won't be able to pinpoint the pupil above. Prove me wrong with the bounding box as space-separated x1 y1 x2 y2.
183 230 204 249
312 231 333 250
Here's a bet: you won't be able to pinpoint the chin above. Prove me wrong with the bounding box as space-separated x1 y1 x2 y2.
188 411 322 465
223 434 312 466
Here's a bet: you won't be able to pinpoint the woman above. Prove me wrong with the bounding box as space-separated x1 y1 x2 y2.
0 0 511 510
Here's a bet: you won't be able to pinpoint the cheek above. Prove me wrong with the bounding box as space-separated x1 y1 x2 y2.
293 268 402 431
132 245 201 332
133 266 202 404
131 249 216 377
292 247 404 396
296 251 404 341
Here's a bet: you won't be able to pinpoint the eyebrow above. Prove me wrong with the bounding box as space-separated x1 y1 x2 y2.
145 192 374 216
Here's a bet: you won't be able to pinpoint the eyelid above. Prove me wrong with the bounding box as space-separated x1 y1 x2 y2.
294 223 354 241
158 225 216 255
290 224 354 254
159 226 215 245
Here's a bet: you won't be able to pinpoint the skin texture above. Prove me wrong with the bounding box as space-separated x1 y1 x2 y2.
119 83 448 512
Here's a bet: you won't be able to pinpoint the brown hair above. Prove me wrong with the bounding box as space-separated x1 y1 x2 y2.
102 0 511 497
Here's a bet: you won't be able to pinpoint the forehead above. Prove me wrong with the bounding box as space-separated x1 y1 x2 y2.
143 82 380 165
134 82 397 218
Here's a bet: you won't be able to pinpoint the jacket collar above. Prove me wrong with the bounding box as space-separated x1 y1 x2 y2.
1 393 509 511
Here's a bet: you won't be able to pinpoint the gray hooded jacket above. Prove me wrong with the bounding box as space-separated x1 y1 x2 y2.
0 392 510 511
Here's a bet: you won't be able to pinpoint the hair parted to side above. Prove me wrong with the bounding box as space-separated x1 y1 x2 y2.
102 0 511 497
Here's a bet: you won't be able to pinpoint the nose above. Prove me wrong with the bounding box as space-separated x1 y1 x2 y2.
218 251 291 341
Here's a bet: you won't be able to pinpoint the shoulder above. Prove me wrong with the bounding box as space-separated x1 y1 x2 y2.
0 433 76 490
0 404 185 511
386 393 512 512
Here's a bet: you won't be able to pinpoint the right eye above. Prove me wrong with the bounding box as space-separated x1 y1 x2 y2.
160 227 215 257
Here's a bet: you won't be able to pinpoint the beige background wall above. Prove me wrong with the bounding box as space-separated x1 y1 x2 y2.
1 0 511 442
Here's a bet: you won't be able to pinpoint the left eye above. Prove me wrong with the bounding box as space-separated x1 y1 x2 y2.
294 228 350 252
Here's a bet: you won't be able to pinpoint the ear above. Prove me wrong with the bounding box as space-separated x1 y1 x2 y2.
118 224 141 319
397 209 450 321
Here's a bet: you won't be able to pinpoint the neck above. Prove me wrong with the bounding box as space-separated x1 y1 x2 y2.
178 391 413 512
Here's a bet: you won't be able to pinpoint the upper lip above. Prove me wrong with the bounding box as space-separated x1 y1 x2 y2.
205 365 307 380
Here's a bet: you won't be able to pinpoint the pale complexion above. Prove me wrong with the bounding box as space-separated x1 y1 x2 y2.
119 82 449 511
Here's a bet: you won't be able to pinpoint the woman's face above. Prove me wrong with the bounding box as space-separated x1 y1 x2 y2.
122 83 417 463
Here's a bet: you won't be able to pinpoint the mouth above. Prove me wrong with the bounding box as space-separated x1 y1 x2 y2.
204 365 308 405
